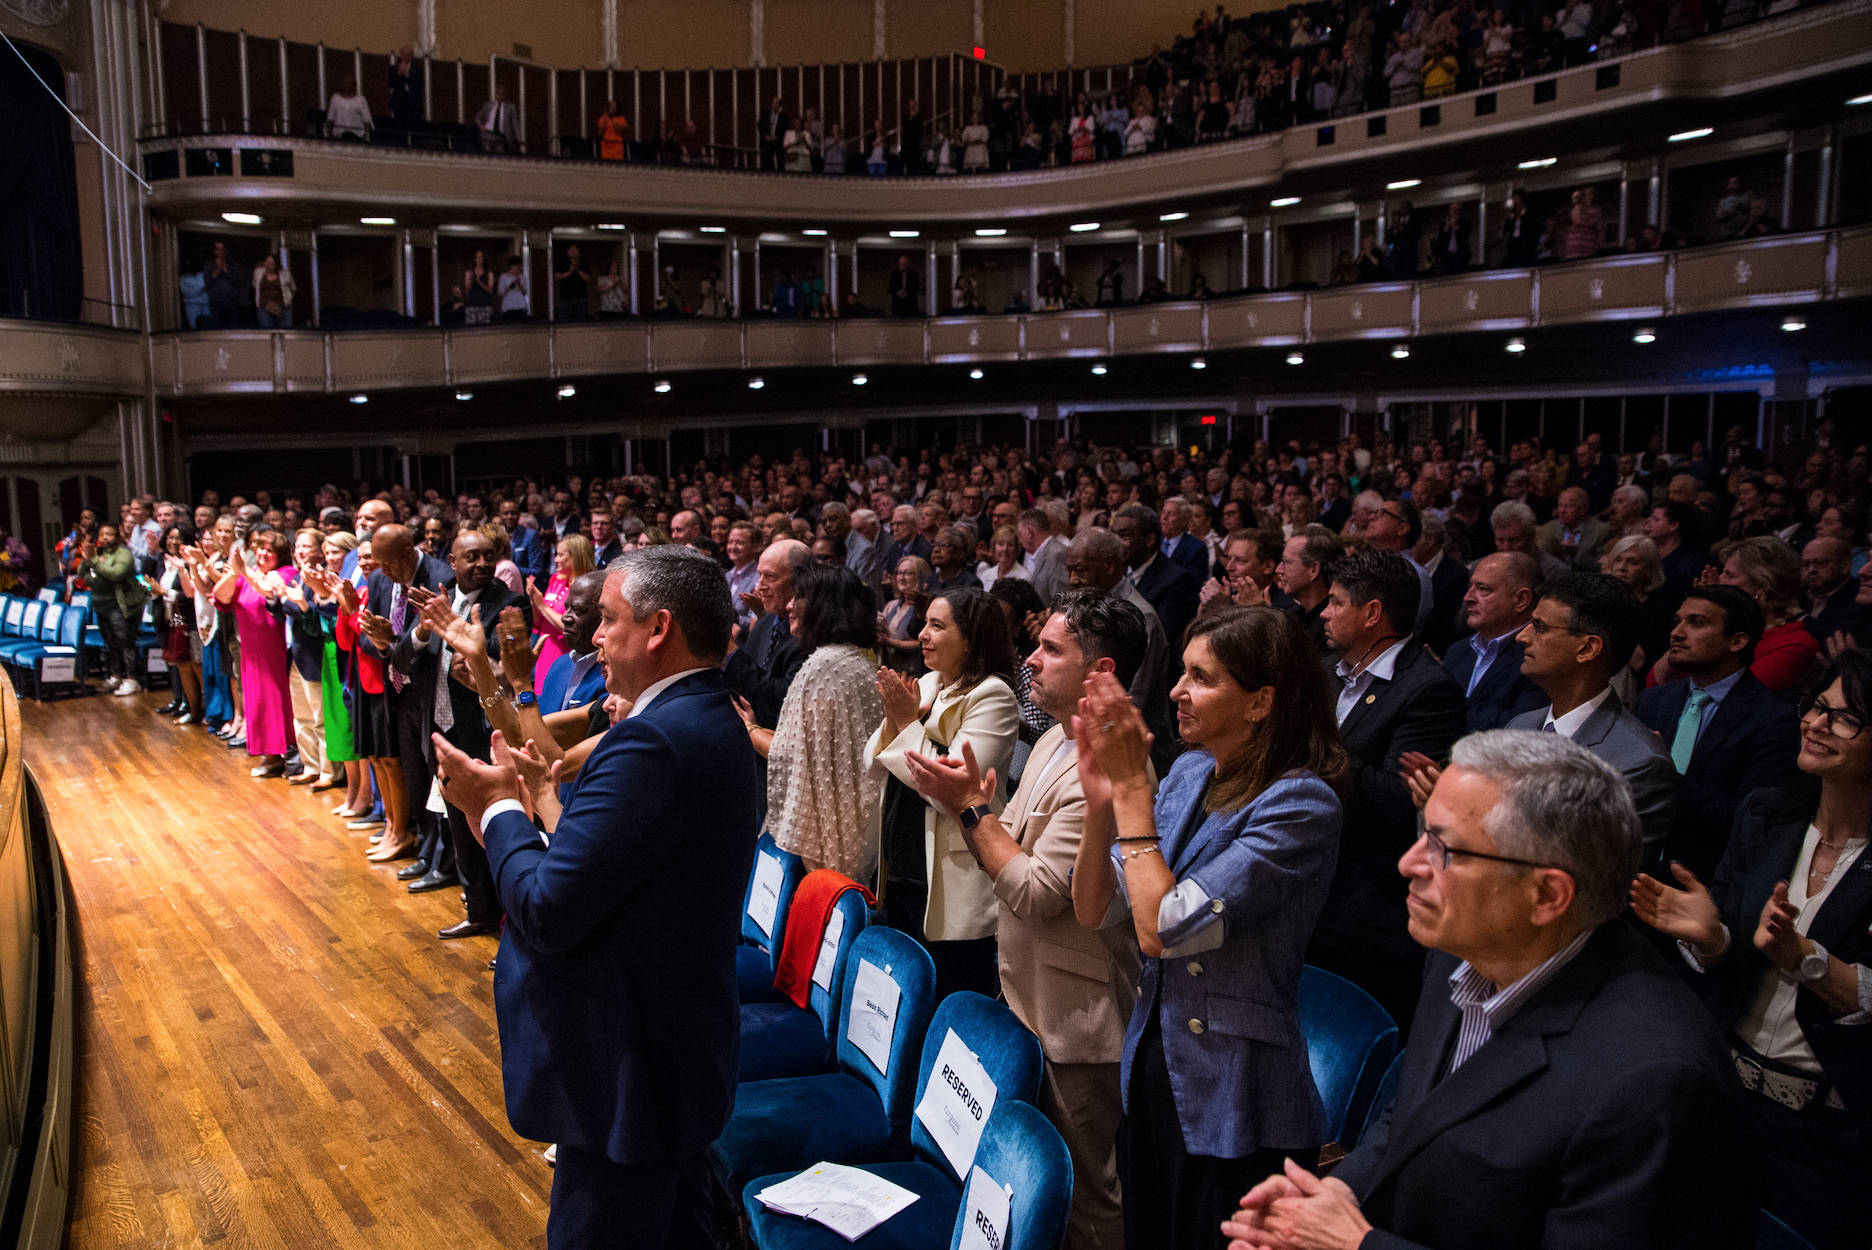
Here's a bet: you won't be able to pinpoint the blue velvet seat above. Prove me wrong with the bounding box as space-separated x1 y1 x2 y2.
713 927 938 1205
739 885 871 1083
1298 964 1400 1145
23 605 85 699
739 834 808 1004
744 997 1058 1249
1353 1047 1407 1150
0 601 44 663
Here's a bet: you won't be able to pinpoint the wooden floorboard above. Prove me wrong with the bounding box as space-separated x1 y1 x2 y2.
26 690 551 1249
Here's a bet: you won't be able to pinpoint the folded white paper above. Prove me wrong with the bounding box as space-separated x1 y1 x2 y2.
755 1161 920 1242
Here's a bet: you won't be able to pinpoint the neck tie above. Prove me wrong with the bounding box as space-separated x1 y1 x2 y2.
1541 721 1557 733
388 585 409 692
1670 687 1713 772
433 589 463 733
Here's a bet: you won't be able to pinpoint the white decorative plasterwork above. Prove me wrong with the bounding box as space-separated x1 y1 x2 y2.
1463 288 1479 311
1589 278 1605 300
59 337 80 373
1350 300 1364 320
417 0 437 56
0 0 69 27
213 348 231 371
601 0 620 69
1735 259 1753 284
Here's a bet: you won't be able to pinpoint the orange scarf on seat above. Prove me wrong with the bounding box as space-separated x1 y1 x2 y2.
772 869 875 1009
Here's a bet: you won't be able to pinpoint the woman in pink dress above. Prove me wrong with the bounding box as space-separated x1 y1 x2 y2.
212 529 298 778
528 533 595 689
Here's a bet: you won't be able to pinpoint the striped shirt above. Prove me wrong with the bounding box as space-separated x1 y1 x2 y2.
1444 929 1594 1076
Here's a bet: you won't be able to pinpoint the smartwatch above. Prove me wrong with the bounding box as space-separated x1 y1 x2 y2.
515 689 537 710
958 804 993 831
1797 940 1830 983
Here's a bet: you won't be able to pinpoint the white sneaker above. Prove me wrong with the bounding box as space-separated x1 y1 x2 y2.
113 678 140 696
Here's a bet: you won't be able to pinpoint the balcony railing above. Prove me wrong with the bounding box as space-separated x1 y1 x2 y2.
141 226 1870 397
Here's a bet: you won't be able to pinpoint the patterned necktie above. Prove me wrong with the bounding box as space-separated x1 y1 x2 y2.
433 589 462 733
1670 687 1713 773
387 585 408 692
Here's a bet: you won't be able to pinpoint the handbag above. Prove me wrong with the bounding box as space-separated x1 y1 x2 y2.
161 618 189 663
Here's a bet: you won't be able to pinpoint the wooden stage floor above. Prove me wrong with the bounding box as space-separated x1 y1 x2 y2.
24 690 552 1248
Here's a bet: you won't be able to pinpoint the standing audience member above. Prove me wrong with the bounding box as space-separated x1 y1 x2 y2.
878 556 931 676
1440 551 1546 729
1634 650 1872 1250
1114 504 1201 665
156 524 204 722
275 529 329 786
213 529 298 778
477 84 519 151
1067 529 1175 772
725 539 812 816
1071 607 1347 1250
1276 531 1337 655
529 535 596 687
1021 508 1071 606
869 588 1018 1000
1232 732 1756 1250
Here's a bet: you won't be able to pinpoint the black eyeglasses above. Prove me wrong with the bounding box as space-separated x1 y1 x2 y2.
1417 825 1558 872
1522 616 1596 639
1797 695 1866 742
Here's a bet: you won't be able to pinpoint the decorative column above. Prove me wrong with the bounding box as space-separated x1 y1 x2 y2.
874 0 888 59
417 0 438 56
1064 0 1075 67
602 0 620 69
751 0 766 67
973 0 985 49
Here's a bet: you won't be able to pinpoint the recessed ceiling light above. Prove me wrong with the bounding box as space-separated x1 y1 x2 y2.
803 229 827 236
1069 222 1100 232
968 369 984 380
454 390 473 401
1850 92 1872 106
700 225 726 232
1091 364 1108 375
1386 179 1420 190
851 373 868 385
1668 128 1713 142
1390 345 1410 359
1781 316 1806 332
1190 357 1207 370
557 385 576 398
348 394 369 404
975 228 1007 237
889 229 920 238
1159 212 1189 222
360 217 396 225
596 222 627 230
1505 337 1527 353
1285 352 1304 365
1632 328 1657 344
653 379 672 393
221 212 262 225
1270 196 1301 208
1517 158 1557 169
748 376 765 389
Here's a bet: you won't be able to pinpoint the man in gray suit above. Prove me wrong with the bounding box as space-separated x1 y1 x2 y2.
1506 573 1678 850
1065 529 1175 774
1020 507 1071 607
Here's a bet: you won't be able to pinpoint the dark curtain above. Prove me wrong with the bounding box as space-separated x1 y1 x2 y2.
0 40 82 321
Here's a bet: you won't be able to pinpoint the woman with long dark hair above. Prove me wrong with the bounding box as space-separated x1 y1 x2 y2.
1071 605 1347 1250
868 588 1020 1000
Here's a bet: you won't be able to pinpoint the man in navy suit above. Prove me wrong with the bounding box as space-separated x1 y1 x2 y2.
1440 552 1547 730
432 546 758 1249
1158 498 1212 583
1228 732 1755 1250
1114 504 1200 662
1635 586 1812 881
339 498 393 585
537 571 608 716
499 497 552 589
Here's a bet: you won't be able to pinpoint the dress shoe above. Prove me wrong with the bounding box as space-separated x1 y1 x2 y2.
173 713 196 726
157 697 181 715
310 775 340 792
366 834 418 862
439 919 497 940
395 859 431 881
288 771 317 786
407 869 460 894
113 679 141 697
345 817 385 831
225 737 247 750
250 760 284 779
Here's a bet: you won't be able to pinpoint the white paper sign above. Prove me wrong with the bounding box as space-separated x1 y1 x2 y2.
811 906 847 992
957 1166 1012 1250
755 1160 920 1242
748 851 783 938
915 1028 999 1178
146 652 168 673
39 655 75 683
846 958 901 1076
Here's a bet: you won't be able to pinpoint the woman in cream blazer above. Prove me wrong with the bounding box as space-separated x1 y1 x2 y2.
868 589 1020 1000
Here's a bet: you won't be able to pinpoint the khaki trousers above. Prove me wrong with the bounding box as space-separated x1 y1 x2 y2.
290 668 324 777
1038 1058 1126 1250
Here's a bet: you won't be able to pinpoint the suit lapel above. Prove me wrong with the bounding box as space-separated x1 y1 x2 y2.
1573 691 1622 750
1342 646 1414 743
1812 837 1872 951
1691 675 1758 771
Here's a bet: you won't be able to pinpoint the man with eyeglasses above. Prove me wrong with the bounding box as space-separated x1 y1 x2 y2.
1362 497 1436 636
1800 537 1856 642
1635 585 1812 882
1227 732 1755 1250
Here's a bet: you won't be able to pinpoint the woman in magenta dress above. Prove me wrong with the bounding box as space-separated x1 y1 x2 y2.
527 533 595 689
212 528 298 778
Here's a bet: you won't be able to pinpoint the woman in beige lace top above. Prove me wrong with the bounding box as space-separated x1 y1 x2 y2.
734 565 885 880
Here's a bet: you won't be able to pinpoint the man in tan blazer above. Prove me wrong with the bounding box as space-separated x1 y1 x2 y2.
907 589 1150 1250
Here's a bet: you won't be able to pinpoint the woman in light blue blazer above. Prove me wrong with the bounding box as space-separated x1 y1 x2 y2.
1072 605 1346 1250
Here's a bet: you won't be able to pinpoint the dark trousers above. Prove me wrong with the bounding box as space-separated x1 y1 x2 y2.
447 799 497 923
1747 1088 1870 1250
548 1145 713 1250
1304 942 1428 1042
1121 1015 1318 1250
882 879 1000 1003
94 601 139 682
394 693 440 848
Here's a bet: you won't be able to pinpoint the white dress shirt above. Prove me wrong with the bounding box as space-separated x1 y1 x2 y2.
1334 637 1409 725
628 666 713 718
1540 685 1613 738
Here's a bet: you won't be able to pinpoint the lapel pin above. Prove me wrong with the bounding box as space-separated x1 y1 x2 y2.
1365 694 1377 704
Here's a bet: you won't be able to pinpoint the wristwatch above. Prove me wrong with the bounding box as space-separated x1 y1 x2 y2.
1797 940 1830 983
958 804 993 831
515 689 537 710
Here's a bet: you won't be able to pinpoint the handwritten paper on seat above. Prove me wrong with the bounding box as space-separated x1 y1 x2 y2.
846 958 901 1076
755 1161 920 1242
914 1028 998 1177
811 906 846 992
748 850 783 937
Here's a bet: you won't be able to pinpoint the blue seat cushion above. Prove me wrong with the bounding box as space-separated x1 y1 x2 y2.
738 943 783 1003
739 1001 836 1084
710 1072 898 1202
743 1162 960 1250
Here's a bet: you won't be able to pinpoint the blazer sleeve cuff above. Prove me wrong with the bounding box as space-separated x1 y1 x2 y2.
1359 1231 1431 1250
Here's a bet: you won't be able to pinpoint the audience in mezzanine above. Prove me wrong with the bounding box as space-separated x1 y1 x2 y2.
51 412 1872 1249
